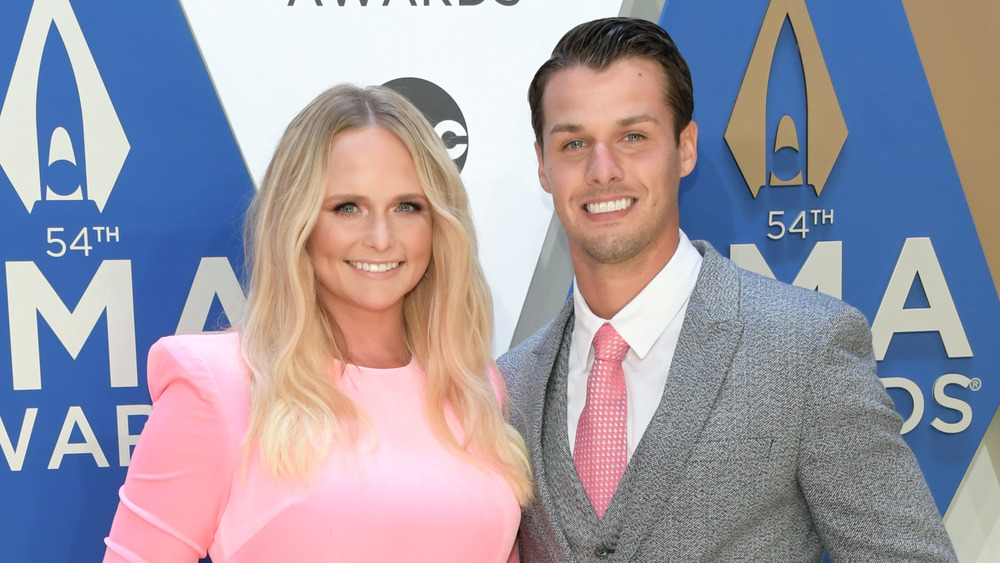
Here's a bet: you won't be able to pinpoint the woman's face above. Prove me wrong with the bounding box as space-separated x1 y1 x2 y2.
308 126 432 324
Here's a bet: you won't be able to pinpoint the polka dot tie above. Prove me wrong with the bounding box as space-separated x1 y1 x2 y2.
574 322 630 518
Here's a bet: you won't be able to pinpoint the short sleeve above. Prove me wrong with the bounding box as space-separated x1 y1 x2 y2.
104 337 240 562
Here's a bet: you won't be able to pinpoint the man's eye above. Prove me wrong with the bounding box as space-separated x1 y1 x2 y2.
624 133 644 142
565 140 584 150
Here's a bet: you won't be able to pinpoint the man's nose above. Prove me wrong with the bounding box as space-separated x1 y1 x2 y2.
586 142 624 186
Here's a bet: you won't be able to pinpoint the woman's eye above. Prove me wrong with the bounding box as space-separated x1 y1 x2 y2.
333 202 359 214
397 201 422 213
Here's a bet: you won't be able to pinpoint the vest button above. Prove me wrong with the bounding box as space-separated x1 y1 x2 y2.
594 546 614 559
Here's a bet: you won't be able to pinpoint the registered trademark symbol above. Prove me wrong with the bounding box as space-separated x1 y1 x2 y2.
970 378 982 391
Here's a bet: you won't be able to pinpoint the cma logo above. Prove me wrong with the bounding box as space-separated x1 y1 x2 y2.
0 0 129 213
384 77 470 172
726 0 847 198
1 257 246 471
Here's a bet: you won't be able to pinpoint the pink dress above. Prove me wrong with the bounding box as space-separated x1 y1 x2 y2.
104 332 520 562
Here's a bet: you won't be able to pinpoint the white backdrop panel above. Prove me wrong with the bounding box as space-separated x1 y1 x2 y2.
178 0 622 353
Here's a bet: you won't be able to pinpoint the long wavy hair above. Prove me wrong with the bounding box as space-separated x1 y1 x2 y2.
239 84 532 505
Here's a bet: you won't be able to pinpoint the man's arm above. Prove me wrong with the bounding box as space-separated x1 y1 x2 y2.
797 305 957 562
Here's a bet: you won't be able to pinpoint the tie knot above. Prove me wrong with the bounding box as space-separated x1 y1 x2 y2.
593 323 629 362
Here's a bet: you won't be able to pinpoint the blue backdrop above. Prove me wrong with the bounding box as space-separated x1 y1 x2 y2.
0 1 252 560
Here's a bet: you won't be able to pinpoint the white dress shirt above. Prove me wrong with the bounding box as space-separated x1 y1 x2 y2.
568 230 702 460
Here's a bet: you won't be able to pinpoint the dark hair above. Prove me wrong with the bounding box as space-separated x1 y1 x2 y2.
528 17 694 145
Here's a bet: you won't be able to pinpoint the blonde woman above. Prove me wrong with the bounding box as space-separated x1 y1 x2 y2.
104 84 532 562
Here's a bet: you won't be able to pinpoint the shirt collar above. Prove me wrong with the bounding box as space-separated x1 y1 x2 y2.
573 230 702 362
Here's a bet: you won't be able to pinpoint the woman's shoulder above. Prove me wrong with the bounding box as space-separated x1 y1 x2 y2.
151 330 242 361
146 331 249 416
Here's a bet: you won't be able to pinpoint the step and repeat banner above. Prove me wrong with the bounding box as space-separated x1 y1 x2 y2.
0 0 996 560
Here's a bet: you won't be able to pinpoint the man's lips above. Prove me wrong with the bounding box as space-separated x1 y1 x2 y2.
585 197 634 214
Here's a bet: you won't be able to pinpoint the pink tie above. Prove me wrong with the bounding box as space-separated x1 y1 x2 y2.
574 322 630 518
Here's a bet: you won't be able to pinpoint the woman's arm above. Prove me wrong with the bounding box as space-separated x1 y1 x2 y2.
104 337 239 562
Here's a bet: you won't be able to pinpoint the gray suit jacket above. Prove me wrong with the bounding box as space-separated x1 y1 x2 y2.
498 241 956 562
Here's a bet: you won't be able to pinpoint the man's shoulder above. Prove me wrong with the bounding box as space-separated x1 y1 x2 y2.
498 304 572 394
695 239 858 318
691 240 870 345
741 265 861 331
499 313 562 370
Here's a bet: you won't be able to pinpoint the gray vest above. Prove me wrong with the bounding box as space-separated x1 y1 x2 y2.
541 340 630 562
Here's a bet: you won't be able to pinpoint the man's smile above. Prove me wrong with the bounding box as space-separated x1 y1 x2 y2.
585 197 635 215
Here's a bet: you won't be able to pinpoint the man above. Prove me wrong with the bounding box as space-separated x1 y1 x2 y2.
498 17 957 562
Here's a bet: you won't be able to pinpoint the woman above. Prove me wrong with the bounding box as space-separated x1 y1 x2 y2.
104 85 532 562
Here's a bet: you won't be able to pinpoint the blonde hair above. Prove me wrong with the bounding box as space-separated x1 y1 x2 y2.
240 84 532 505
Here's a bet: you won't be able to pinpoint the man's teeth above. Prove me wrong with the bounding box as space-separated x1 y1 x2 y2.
586 198 633 214
349 261 400 273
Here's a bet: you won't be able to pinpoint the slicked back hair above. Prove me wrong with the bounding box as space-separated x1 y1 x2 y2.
528 17 694 146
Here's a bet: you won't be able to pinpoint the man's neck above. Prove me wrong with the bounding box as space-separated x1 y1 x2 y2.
572 238 679 320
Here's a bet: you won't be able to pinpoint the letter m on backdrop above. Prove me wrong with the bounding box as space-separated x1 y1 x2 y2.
6 260 136 390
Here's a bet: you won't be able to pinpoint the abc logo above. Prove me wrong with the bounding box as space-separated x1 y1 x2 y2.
383 77 469 172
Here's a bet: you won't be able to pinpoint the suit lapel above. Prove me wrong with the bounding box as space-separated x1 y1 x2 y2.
523 299 577 560
524 299 573 483
613 242 745 561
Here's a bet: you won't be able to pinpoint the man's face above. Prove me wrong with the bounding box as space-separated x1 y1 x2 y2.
535 57 697 270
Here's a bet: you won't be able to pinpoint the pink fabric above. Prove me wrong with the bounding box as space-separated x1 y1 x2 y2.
104 332 519 562
573 323 630 518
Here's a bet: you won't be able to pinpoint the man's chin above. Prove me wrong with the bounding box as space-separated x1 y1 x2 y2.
578 238 643 265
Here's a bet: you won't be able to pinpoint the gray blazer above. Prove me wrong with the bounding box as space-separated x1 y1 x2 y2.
498 241 956 562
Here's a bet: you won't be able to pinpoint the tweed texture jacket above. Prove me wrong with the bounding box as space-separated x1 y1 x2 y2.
498 241 957 562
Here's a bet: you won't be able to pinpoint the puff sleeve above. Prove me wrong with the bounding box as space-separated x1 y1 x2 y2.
104 336 242 562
